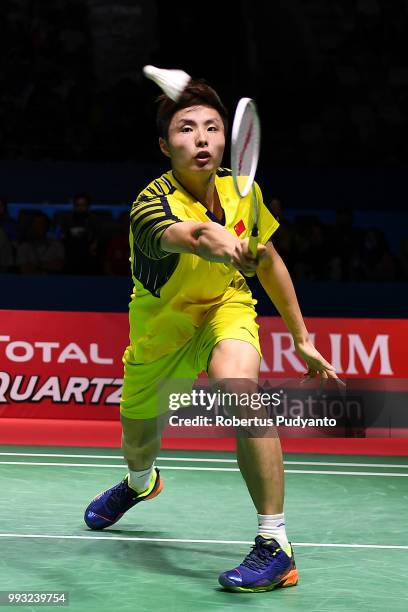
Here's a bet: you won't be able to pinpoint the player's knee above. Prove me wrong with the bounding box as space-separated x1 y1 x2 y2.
212 377 259 418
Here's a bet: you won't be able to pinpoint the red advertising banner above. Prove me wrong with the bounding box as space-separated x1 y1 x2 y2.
0 310 407 420
0 310 127 420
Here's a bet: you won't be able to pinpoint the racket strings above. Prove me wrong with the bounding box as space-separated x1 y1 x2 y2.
238 119 254 176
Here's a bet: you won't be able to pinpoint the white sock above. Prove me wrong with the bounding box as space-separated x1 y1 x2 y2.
257 513 290 554
128 465 154 493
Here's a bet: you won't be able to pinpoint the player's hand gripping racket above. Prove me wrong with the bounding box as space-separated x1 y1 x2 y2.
231 97 261 277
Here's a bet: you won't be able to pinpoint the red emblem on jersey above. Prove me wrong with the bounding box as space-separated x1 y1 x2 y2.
234 219 246 236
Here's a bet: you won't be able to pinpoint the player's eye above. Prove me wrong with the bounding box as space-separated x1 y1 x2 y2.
181 126 193 133
208 126 218 131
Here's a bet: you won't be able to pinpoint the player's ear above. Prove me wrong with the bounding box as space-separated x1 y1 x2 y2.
159 137 171 158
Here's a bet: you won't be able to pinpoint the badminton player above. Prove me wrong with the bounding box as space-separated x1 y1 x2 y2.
84 79 339 593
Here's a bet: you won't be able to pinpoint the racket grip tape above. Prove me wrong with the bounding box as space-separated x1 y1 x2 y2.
248 230 258 258
245 229 259 277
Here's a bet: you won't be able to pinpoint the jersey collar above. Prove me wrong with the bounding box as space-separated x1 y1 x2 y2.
165 170 226 225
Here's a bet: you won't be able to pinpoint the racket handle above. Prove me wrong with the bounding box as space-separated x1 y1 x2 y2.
248 234 258 258
245 230 259 277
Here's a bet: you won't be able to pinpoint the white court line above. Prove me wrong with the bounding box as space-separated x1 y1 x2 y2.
286 460 408 468
1 461 408 477
0 452 408 470
0 452 236 463
0 533 406 550
0 461 238 471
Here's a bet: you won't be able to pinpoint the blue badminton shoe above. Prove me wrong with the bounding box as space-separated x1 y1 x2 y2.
218 536 298 592
84 468 163 530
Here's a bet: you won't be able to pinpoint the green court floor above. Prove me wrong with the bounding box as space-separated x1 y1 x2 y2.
0 445 407 611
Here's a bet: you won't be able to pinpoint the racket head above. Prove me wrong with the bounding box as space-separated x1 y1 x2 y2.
231 98 261 198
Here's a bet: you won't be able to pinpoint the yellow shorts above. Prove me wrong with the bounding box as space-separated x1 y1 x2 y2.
120 302 261 420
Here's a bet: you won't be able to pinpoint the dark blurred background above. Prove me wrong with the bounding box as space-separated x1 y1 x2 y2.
0 0 407 313
1 0 408 165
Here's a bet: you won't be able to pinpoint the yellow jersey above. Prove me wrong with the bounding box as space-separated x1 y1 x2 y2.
128 168 279 363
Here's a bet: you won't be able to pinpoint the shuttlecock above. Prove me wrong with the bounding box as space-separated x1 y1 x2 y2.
143 65 191 101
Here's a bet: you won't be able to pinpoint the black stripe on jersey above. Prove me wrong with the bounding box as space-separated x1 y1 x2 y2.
154 180 165 195
217 168 232 177
130 200 162 222
135 193 156 204
159 195 179 220
131 195 181 259
143 178 176 199
131 208 163 231
133 217 174 259
132 238 180 297
162 176 176 193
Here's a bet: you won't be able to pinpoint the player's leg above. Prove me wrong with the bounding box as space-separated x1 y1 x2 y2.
208 339 284 516
121 413 167 491
208 339 298 592
84 343 195 530
83 356 166 530
121 415 161 470
83 413 165 531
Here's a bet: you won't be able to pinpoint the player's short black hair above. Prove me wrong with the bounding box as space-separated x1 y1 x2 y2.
156 79 228 139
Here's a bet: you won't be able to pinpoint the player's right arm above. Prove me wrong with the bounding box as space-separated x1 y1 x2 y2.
161 221 264 274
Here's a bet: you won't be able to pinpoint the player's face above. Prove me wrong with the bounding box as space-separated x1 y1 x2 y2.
160 105 225 174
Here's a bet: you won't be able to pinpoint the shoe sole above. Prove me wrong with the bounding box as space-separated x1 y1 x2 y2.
220 568 299 593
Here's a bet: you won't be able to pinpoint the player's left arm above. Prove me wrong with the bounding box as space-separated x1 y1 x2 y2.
256 241 339 381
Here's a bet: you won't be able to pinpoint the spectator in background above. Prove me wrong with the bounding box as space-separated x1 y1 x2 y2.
0 227 13 272
268 197 294 268
62 193 100 274
399 237 408 281
292 215 328 281
290 216 322 280
104 211 130 276
327 208 361 281
269 197 283 221
0 198 19 243
306 221 328 281
349 228 397 282
16 212 65 274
